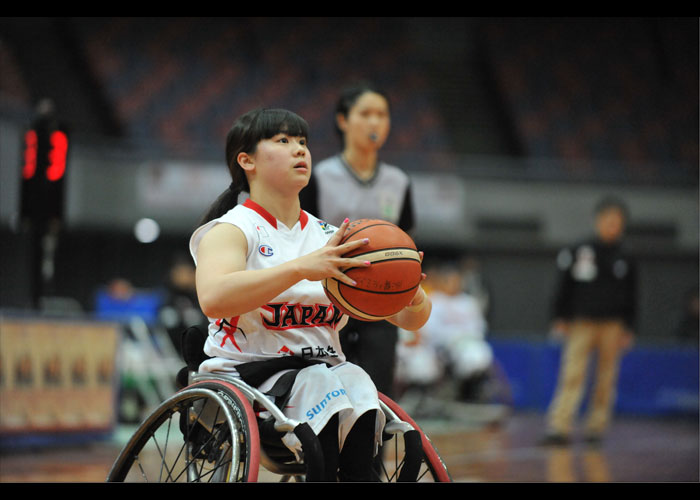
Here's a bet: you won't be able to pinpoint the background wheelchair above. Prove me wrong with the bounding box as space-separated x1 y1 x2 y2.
106 327 452 482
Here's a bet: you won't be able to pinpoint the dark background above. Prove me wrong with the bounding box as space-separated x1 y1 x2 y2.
0 17 697 345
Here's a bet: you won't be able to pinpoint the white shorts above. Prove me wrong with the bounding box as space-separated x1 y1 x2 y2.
198 358 384 460
280 362 385 458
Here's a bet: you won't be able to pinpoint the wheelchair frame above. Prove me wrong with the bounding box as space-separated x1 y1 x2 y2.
107 368 452 482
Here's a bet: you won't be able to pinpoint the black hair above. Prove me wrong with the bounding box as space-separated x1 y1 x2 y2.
199 108 309 225
594 195 629 220
334 81 391 145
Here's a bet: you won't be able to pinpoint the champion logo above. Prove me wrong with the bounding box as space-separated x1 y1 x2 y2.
258 244 274 256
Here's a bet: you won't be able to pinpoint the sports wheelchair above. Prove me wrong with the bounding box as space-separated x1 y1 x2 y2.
106 327 452 482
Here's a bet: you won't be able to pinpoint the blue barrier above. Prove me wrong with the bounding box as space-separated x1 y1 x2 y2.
94 289 163 326
489 337 699 416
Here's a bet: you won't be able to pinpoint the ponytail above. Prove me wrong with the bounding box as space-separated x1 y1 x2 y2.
198 183 243 226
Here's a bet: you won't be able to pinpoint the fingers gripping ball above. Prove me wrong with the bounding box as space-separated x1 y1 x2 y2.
323 219 422 321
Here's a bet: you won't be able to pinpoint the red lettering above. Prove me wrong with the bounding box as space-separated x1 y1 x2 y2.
261 302 343 331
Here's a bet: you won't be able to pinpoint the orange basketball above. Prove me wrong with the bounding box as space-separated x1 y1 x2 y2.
323 219 422 321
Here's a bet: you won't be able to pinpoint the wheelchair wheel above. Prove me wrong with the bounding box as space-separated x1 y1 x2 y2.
107 380 260 482
377 393 452 482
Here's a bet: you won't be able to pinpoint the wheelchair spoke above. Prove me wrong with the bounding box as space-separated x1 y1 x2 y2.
180 407 234 482
416 464 431 482
135 455 148 482
149 417 179 482
167 425 196 481
157 416 172 482
374 438 402 482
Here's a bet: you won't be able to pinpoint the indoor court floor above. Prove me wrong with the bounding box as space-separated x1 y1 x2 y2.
0 409 697 483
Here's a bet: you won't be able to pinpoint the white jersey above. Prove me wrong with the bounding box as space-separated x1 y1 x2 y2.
189 198 348 368
189 199 383 456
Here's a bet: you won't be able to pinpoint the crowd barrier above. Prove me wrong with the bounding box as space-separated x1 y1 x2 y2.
490 336 699 416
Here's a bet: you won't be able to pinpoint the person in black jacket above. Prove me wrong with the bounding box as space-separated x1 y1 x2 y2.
542 196 636 446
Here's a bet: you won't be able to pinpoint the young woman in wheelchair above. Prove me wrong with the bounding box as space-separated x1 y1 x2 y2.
189 108 432 482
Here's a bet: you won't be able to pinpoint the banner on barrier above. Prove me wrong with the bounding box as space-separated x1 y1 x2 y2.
0 316 119 435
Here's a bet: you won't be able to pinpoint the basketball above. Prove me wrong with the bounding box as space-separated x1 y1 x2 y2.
323 219 422 321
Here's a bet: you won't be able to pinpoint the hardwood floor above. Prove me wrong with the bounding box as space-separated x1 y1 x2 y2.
1 411 697 483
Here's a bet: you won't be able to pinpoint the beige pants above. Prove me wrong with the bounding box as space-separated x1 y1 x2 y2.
546 320 627 436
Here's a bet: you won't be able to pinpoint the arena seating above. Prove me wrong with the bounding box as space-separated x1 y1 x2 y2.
480 18 698 183
70 18 452 159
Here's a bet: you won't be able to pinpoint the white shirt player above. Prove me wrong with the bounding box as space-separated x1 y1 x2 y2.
189 198 349 369
189 198 383 456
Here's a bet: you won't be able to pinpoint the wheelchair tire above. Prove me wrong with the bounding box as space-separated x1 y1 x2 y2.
378 393 452 482
107 381 260 482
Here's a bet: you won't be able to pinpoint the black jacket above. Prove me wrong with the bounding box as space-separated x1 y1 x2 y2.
552 238 637 330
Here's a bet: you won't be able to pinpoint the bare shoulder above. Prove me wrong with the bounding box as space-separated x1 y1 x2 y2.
197 222 248 261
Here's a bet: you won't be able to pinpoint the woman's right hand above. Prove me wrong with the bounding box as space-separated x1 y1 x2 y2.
294 218 371 286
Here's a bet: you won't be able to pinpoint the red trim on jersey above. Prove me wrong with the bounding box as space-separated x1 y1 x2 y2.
243 199 277 228
243 198 309 230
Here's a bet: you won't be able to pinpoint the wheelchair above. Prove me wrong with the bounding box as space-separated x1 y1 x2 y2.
106 327 452 482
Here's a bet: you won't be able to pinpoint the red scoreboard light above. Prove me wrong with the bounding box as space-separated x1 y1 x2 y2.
46 130 69 182
22 129 38 180
20 123 70 223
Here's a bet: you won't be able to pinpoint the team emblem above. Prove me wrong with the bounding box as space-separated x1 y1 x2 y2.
317 219 335 235
215 317 247 353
